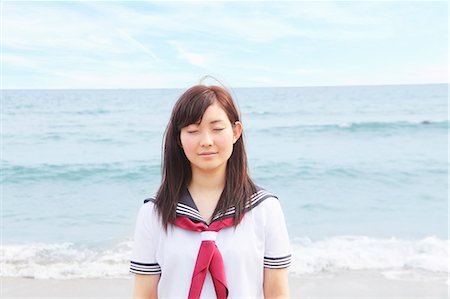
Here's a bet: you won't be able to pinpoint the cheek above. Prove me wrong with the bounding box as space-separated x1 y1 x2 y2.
180 135 196 156
217 134 235 153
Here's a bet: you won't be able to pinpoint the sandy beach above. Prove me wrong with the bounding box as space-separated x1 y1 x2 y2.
2 270 447 298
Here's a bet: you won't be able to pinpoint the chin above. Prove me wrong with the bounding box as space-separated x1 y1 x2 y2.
193 163 226 172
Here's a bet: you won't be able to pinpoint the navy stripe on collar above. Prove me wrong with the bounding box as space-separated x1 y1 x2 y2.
143 186 277 225
211 189 277 222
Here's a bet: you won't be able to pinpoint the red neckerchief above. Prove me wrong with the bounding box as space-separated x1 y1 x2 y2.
174 215 243 299
163 188 274 298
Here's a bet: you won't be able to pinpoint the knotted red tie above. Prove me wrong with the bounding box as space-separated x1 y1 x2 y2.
174 215 243 299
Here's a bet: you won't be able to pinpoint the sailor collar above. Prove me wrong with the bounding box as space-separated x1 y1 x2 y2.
144 186 276 226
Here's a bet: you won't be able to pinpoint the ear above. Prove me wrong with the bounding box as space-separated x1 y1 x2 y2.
232 121 243 144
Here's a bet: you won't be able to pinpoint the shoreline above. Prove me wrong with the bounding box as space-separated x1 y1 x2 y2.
1 270 448 298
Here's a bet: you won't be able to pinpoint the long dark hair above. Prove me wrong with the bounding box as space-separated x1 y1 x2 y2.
155 85 256 229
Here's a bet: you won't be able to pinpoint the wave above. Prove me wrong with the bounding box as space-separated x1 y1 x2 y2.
1 241 132 279
4 158 443 184
1 236 446 279
289 236 447 277
252 160 445 183
334 120 448 130
260 120 448 134
1 162 160 184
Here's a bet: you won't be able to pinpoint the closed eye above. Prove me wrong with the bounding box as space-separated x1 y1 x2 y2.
213 128 225 131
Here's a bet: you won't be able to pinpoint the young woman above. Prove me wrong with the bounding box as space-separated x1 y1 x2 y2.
130 84 291 298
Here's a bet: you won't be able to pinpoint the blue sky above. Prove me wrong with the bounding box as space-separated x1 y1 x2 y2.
2 1 448 89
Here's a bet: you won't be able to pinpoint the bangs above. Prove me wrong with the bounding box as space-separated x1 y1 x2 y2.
175 88 216 130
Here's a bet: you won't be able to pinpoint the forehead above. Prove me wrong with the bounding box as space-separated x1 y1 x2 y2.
202 103 228 119
192 103 229 125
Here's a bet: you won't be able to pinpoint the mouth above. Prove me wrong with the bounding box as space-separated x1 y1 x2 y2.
199 152 217 156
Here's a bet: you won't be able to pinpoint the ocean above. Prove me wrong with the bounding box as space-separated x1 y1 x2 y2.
2 84 448 281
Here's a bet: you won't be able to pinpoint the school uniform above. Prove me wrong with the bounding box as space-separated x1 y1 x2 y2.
130 187 291 298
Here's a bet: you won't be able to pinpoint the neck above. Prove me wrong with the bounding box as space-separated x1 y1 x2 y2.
189 165 226 192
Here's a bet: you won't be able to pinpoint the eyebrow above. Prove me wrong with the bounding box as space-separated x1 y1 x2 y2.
190 119 225 126
210 119 225 124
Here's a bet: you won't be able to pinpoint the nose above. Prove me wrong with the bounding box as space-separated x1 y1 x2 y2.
200 131 213 147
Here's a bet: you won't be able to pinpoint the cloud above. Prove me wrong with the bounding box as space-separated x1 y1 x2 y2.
167 41 215 69
2 1 447 88
116 29 159 61
78 2 387 43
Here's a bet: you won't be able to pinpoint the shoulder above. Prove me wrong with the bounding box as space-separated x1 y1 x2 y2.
143 197 156 204
251 186 279 207
136 197 160 227
248 186 283 215
254 196 283 216
139 197 157 214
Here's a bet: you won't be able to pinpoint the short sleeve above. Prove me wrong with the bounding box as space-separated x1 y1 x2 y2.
129 201 162 275
263 197 292 268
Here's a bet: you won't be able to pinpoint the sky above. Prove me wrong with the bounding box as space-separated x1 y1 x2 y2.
2 1 448 89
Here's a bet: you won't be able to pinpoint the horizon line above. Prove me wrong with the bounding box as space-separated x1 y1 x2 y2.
1 82 448 91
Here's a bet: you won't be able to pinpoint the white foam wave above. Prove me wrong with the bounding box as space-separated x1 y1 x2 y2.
2 236 447 280
289 235 448 279
1 241 133 279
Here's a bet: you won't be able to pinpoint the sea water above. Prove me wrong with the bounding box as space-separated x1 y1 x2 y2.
2 84 447 280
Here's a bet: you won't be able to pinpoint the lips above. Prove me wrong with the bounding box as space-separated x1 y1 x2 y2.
199 151 217 156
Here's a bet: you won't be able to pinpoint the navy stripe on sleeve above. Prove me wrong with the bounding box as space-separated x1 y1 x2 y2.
263 254 292 268
130 261 161 275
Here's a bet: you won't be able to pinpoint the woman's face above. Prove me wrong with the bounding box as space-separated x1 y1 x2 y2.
180 102 242 174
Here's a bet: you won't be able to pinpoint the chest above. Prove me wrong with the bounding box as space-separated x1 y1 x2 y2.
156 209 265 267
153 208 267 297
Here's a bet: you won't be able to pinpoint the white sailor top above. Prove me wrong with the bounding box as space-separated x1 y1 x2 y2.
130 187 291 298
